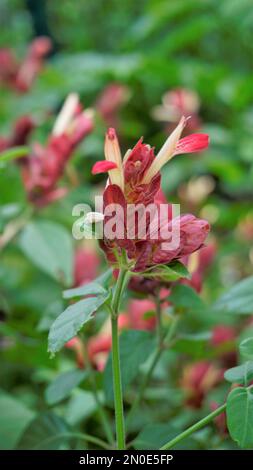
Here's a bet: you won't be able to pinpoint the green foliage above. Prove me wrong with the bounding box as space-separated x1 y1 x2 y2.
133 423 177 450
169 284 206 313
2 0 253 452
48 293 109 354
63 269 112 299
45 369 87 405
227 387 253 448
17 413 70 450
19 220 74 286
224 362 253 386
104 330 155 403
214 276 253 315
172 332 211 358
0 392 34 450
239 338 253 360
143 261 190 282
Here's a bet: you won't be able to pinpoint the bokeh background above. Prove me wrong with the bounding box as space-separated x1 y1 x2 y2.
1 0 253 450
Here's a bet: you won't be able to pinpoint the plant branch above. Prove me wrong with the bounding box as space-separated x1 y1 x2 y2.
160 403 227 450
110 267 129 450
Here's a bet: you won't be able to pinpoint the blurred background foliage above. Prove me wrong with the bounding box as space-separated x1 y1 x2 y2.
0 0 253 450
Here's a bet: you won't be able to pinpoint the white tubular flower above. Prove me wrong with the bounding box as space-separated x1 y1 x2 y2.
104 128 124 191
52 93 79 136
141 116 186 184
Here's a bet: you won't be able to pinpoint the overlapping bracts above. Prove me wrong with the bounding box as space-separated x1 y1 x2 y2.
92 119 210 272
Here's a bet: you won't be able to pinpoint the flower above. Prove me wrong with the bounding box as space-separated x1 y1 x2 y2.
152 88 201 131
65 337 85 369
91 119 210 271
180 242 217 292
211 325 237 368
127 299 156 331
21 93 93 206
73 244 100 287
95 83 129 127
181 361 223 408
0 116 35 153
0 37 51 92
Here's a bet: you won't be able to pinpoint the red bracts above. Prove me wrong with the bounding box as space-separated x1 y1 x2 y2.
91 119 210 272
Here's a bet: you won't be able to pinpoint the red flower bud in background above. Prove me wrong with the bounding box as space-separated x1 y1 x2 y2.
152 88 201 132
127 299 156 331
211 324 237 368
210 401 228 436
96 83 129 127
21 93 93 207
181 361 223 408
65 337 85 369
0 37 51 92
73 244 100 287
0 115 35 153
0 48 17 86
180 241 217 292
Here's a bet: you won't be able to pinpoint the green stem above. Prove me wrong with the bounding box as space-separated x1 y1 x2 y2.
81 333 114 445
110 267 129 450
160 403 227 450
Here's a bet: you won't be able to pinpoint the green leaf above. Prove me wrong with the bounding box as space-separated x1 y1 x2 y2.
63 280 107 300
65 390 98 425
48 293 109 354
224 361 253 386
169 284 206 312
63 269 112 299
19 220 74 286
227 387 253 448
172 332 211 358
104 330 155 403
240 338 253 360
0 392 34 449
45 369 87 405
17 412 69 450
0 146 29 164
214 276 253 315
133 423 177 450
143 261 190 282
